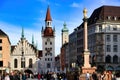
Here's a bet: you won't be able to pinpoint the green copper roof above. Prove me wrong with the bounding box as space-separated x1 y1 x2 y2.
62 22 68 32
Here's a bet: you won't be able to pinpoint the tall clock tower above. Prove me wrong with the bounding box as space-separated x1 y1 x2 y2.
41 6 55 73
61 22 69 45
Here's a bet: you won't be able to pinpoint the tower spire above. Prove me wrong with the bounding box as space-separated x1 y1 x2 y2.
32 34 34 46
45 6 52 21
21 27 24 39
63 22 67 29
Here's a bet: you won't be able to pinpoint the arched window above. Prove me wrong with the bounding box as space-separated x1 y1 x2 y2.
105 55 111 63
14 59 17 68
92 55 96 66
29 58 32 68
113 55 118 63
21 57 25 68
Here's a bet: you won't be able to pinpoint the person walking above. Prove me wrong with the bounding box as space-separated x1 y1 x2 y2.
4 73 10 80
86 72 90 80
38 73 41 80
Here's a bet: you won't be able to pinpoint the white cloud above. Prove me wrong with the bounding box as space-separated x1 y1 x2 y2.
70 2 81 8
0 21 42 50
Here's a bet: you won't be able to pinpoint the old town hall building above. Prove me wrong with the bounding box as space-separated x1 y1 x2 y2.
10 28 38 73
40 6 55 73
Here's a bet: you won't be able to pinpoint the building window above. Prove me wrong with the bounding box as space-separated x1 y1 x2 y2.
113 45 118 52
106 35 111 42
113 26 117 30
114 17 117 20
113 35 117 42
14 59 17 68
45 53 47 56
113 55 118 63
21 58 25 68
0 39 2 43
45 48 47 51
50 42 52 45
47 63 51 68
45 42 47 45
106 45 111 52
105 55 111 63
99 25 102 32
108 25 111 30
29 58 32 68
47 22 50 26
107 16 111 20
0 61 3 67
45 58 47 61
0 47 2 50
0 53 2 58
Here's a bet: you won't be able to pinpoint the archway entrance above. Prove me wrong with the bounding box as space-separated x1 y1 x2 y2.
24 69 33 74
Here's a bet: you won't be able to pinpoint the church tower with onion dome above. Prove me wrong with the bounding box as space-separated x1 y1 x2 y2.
41 6 55 73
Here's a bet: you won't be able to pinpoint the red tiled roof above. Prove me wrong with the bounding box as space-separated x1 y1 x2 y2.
43 27 54 37
45 6 52 21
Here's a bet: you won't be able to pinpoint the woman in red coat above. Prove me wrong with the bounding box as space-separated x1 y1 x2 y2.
38 73 41 80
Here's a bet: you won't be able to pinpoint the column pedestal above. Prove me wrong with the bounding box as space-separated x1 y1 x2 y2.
82 51 96 74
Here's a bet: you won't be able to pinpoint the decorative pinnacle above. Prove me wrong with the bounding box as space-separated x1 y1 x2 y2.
83 8 87 18
21 27 24 39
32 34 34 45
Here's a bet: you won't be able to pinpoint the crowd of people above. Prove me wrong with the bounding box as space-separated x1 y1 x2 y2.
85 71 119 80
0 70 120 80
0 71 67 80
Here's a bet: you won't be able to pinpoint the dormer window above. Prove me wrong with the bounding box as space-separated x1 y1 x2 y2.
107 16 111 20
113 26 117 31
114 16 117 20
118 17 120 20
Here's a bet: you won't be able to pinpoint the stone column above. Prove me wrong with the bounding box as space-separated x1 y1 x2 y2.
83 8 91 68
80 8 96 75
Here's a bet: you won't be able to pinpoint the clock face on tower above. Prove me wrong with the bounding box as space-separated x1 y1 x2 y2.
47 38 50 41
45 48 52 56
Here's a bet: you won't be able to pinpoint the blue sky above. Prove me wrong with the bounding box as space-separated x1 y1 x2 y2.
0 0 120 55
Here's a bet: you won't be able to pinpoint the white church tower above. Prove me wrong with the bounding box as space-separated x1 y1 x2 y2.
61 22 69 45
41 6 55 73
